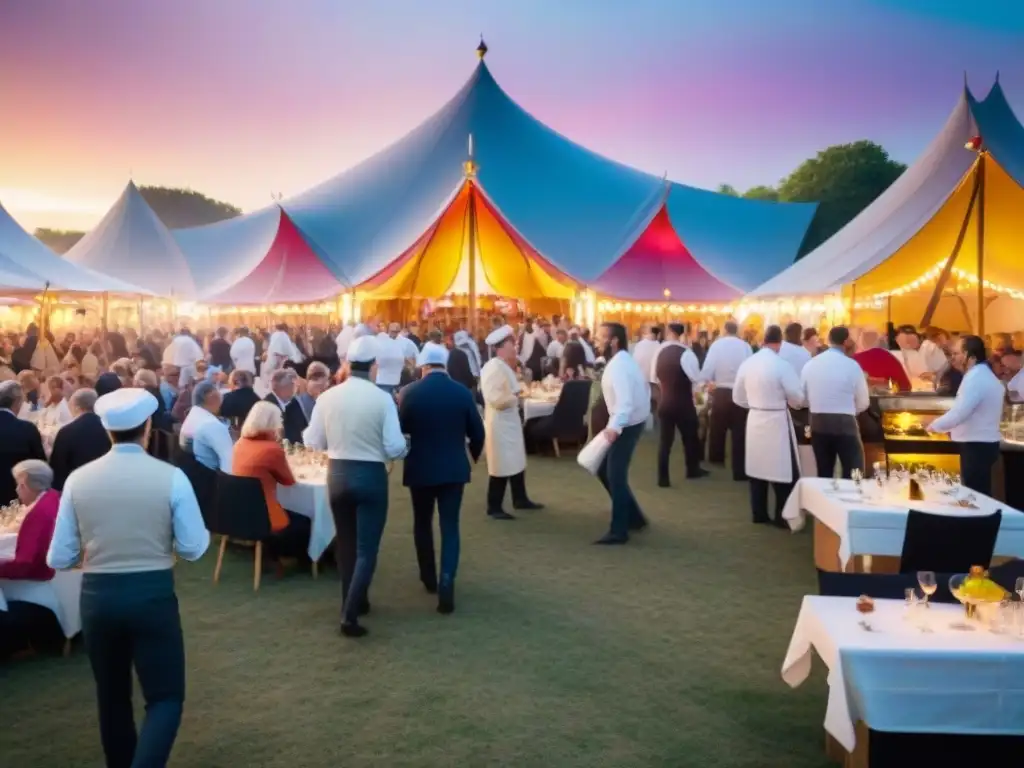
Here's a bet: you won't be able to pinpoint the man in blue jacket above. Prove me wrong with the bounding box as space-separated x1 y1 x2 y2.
399 342 485 614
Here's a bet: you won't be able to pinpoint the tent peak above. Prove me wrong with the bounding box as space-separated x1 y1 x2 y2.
476 35 488 59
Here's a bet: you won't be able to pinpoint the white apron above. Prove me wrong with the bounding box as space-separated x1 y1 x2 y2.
480 358 527 478
745 407 801 484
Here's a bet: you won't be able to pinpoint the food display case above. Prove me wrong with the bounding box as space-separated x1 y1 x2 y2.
876 394 961 474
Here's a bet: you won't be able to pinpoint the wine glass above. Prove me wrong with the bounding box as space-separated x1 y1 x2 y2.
851 468 863 495
523 368 533 386
1015 577 1024 602
918 571 937 608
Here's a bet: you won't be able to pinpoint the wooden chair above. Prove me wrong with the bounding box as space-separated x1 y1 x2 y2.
210 473 273 591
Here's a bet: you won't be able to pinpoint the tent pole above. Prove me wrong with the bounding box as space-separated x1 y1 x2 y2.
919 157 983 329
467 182 478 336
976 152 987 336
101 292 109 335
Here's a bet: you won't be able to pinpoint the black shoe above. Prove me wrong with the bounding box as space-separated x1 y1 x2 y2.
657 478 671 488
422 580 438 595
437 585 455 614
752 516 771 525
513 500 544 510
488 509 516 520
593 533 629 545
628 519 649 532
359 601 371 616
340 622 368 638
687 468 711 479
772 517 789 529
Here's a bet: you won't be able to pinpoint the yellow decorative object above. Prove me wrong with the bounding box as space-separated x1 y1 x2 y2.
949 567 1007 619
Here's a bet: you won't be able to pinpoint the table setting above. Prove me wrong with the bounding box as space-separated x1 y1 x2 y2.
21 408 63 457
275 441 335 561
520 375 563 423
781 466 1024 572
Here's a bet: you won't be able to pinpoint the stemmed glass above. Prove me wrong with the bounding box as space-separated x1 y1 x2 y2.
851 468 863 496
1015 577 1024 603
918 571 937 608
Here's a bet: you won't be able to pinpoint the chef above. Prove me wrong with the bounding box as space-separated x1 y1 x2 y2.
732 325 805 526
926 334 1006 496
480 325 543 519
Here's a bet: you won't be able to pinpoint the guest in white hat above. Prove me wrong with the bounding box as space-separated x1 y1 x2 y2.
303 334 407 638
399 340 485 613
46 388 209 767
479 325 543 519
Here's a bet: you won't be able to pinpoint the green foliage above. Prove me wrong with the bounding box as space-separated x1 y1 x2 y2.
715 183 739 197
742 185 779 201
137 185 241 229
777 140 906 257
33 228 84 254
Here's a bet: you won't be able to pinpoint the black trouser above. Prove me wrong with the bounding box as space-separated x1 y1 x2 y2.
81 570 184 768
411 483 464 588
811 431 864 480
959 441 1001 497
0 600 62 659
266 510 312 561
487 472 530 512
708 388 747 480
328 459 389 624
598 421 647 538
657 405 702 483
749 443 799 523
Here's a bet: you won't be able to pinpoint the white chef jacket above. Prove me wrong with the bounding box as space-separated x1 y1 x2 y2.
601 350 650 434
700 336 752 389
163 333 204 369
229 336 256 374
928 363 1006 443
800 347 870 416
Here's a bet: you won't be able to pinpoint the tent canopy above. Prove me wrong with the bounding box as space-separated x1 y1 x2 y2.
64 181 196 297
747 79 1024 300
359 179 576 300
0 202 149 294
276 53 814 289
202 208 346 305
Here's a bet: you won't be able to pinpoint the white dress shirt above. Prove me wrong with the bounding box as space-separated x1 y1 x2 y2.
700 335 752 388
919 339 949 374
397 335 418 360
800 347 870 416
303 376 407 461
374 335 407 387
266 330 296 371
546 340 565 360
1009 368 1024 401
928 363 1006 443
580 339 596 364
179 406 234 472
47 444 210 569
162 333 204 369
891 347 929 380
632 338 662 384
646 341 700 384
229 336 256 373
601 350 651 433
778 341 812 376
335 325 356 360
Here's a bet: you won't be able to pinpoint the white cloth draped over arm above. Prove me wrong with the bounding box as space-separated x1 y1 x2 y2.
46 486 82 570
170 469 211 560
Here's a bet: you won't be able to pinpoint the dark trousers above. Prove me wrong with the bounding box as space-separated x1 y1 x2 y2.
657 405 702 483
328 459 389 625
749 444 800 523
598 421 647 538
959 441 1001 497
486 472 530 512
0 600 62 659
811 431 864 480
708 388 747 480
267 510 312 561
81 570 184 768
410 483 464 588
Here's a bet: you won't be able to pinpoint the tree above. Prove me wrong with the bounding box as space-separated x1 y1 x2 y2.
742 185 779 202
778 140 906 257
34 187 241 253
715 183 739 197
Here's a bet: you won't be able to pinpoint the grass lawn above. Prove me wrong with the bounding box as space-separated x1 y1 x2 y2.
0 437 832 767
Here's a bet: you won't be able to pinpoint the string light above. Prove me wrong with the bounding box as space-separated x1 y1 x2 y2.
852 259 1024 309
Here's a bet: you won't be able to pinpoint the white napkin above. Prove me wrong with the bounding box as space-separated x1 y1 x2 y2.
577 433 612 475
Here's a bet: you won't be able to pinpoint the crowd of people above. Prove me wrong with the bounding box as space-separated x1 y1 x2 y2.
0 310 1021 766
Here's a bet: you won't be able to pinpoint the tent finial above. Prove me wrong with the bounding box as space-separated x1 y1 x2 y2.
995 70 1000 84
476 35 488 59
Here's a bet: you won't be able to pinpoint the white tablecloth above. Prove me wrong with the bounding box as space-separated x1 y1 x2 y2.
522 397 557 423
277 470 334 562
782 595 1024 751
782 478 1024 569
0 532 82 639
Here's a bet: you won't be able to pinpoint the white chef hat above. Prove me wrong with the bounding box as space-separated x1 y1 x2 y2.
485 324 515 347
417 342 449 368
95 388 158 432
347 335 379 364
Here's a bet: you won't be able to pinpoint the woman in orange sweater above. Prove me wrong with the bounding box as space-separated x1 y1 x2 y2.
232 401 311 560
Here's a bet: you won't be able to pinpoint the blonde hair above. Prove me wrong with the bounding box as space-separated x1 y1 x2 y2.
134 369 158 388
306 361 330 381
240 401 283 439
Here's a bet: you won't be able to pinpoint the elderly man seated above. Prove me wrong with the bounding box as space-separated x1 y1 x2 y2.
296 362 331 422
220 369 261 427
0 460 63 659
49 388 110 491
0 381 46 505
264 369 308 444
179 380 233 472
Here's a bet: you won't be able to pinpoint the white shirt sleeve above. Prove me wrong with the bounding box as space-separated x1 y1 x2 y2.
782 363 806 409
680 348 701 383
854 367 870 413
1009 369 1024 400
170 469 211 560
606 362 633 434
929 376 983 433
382 398 409 460
732 364 749 408
699 344 717 383
46 483 82 570
303 399 327 450
210 423 235 473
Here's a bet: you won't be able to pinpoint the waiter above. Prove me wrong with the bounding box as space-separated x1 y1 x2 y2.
480 325 543 519
801 326 870 479
732 325 805 526
304 334 407 638
700 320 752 480
47 388 209 767
652 322 707 487
927 334 1006 495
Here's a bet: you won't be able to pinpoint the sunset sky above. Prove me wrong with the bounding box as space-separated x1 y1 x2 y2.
1 0 1022 233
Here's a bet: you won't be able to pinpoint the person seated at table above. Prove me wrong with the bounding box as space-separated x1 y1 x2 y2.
159 364 181 413
16 370 41 416
0 382 46 505
220 369 261 427
296 362 330 422
179 380 233 472
265 369 308 444
232 402 310 560
49 388 110 491
0 460 63 659
38 374 73 426
133 369 172 433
